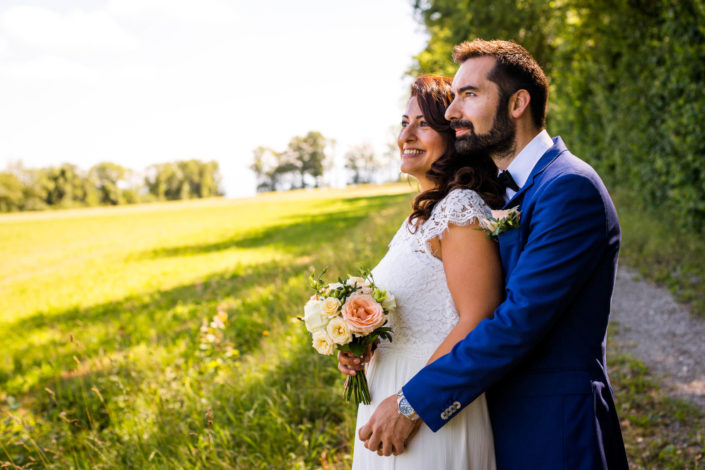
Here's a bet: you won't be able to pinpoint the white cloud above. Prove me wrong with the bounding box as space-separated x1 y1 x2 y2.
1 5 138 52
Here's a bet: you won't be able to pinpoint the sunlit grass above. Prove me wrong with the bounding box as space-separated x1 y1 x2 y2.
0 183 414 468
1 182 701 468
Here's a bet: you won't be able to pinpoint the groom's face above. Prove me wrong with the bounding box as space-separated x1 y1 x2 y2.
445 56 515 157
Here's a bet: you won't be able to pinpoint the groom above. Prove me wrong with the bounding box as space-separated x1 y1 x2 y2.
348 39 630 468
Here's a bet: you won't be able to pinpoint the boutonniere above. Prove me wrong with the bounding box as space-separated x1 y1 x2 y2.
479 208 521 239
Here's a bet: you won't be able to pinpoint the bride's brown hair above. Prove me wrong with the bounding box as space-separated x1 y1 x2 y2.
407 75 504 228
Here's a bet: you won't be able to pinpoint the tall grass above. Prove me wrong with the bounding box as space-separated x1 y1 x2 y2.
0 184 414 468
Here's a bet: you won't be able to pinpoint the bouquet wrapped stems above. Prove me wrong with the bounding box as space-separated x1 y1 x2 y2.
345 364 372 405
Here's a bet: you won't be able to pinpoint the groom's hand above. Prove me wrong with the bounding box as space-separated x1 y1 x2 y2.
358 394 421 456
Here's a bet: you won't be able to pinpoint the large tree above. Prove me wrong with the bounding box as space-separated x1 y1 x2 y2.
0 173 25 212
411 0 705 232
250 131 330 191
145 160 223 200
90 162 128 205
410 0 560 77
345 143 379 184
250 147 296 192
286 131 328 188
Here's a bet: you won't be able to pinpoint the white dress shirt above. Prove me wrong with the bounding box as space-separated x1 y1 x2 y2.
502 129 554 202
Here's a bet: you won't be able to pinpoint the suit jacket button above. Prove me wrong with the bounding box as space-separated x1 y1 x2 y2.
453 401 461 410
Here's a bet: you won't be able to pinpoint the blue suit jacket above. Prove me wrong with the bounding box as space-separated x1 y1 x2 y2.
403 138 629 469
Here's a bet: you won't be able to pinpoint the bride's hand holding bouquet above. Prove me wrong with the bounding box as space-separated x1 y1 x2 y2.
298 269 395 405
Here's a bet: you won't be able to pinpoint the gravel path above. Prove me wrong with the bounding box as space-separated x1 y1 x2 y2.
611 266 705 409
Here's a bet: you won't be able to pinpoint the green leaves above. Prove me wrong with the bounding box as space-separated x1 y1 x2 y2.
412 0 705 233
308 268 328 293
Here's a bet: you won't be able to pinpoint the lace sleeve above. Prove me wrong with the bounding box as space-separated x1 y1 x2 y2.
417 188 492 254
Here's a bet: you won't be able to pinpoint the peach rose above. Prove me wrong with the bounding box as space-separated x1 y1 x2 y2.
341 293 385 335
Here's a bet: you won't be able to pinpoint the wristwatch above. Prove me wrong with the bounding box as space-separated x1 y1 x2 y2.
397 390 419 421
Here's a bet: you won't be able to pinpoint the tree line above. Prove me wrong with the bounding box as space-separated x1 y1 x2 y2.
0 159 223 212
412 0 705 232
250 131 329 192
250 131 395 193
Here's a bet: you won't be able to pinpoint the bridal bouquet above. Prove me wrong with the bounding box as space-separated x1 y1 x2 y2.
298 269 395 405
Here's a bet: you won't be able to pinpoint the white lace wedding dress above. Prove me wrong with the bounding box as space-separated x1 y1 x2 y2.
351 188 497 470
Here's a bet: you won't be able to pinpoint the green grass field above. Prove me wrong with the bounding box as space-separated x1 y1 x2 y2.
1 184 415 469
1 184 703 469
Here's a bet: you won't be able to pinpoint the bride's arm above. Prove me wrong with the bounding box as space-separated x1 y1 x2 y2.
424 222 503 365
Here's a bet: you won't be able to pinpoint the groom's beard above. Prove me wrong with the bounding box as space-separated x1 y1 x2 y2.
451 99 515 158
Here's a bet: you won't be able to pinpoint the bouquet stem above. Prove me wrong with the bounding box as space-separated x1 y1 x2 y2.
344 371 371 405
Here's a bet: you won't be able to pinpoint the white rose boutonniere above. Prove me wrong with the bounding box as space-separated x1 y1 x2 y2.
479 208 521 239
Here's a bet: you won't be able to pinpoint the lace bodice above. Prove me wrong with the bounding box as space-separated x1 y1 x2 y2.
370 189 492 359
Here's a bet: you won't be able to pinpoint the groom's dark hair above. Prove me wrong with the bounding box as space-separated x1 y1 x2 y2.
453 39 548 128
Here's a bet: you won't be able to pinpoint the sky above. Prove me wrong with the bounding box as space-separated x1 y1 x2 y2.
0 0 429 197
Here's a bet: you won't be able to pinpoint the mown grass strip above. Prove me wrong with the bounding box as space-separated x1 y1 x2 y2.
608 343 705 468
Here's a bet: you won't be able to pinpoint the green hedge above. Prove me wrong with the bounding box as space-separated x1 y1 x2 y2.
412 0 705 231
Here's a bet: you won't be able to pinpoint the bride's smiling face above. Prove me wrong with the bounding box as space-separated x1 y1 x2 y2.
398 97 447 189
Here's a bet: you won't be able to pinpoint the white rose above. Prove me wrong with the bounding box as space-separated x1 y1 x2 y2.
326 282 344 292
480 217 499 233
304 298 328 332
322 297 341 317
346 276 370 288
491 209 512 220
382 292 396 312
326 317 352 345
312 330 336 355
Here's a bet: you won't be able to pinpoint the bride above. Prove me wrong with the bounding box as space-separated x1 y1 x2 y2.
341 75 505 469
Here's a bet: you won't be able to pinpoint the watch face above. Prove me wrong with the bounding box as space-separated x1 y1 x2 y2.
399 397 414 416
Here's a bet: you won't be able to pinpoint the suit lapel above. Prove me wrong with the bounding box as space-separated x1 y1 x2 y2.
503 137 568 209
